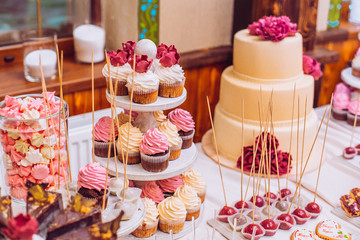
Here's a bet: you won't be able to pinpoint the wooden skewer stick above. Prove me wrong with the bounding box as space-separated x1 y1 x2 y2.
239 129 260 218
350 98 360 147
39 56 69 197
91 50 95 163
58 49 72 183
55 45 62 187
298 97 307 208
286 84 296 188
241 98 245 201
314 95 333 202
286 106 328 214
111 67 120 180
207 96 228 206
36 0 42 37
296 96 300 187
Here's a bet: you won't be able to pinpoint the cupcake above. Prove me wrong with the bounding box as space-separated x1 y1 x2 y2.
132 197 159 238
332 93 350 120
126 55 159 104
168 108 195 149
352 55 360 77
77 162 108 206
116 123 143 164
347 100 360 126
158 120 183 160
140 128 170 172
156 175 184 194
153 111 167 126
182 169 206 203
140 181 165 204
93 116 118 158
154 44 185 98
174 184 201 221
103 41 135 96
117 112 134 126
158 197 186 234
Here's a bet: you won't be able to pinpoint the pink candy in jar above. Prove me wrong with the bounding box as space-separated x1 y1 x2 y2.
0 93 68 200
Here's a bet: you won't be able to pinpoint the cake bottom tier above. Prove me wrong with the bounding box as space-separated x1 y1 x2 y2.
213 104 322 174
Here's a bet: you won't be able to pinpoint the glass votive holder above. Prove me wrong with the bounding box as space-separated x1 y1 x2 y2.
0 94 69 201
73 24 105 63
22 29 58 82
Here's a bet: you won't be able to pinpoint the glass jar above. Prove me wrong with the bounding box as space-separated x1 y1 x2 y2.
0 94 69 200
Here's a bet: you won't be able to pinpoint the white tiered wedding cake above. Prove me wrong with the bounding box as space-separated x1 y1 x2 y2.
213 18 322 174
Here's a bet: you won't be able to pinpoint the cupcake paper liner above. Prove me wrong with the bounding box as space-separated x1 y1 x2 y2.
94 140 115 158
347 112 360 126
105 77 128 96
128 88 159 104
117 149 140 165
331 107 348 121
159 80 185 98
132 221 158 238
169 138 182 161
159 218 186 234
180 129 195 149
140 151 170 172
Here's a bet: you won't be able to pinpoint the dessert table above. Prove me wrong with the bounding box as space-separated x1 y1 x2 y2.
1 105 360 239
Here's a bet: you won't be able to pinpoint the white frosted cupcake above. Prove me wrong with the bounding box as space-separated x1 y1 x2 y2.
103 49 133 96
116 123 143 164
174 184 201 221
132 197 159 238
154 44 185 98
153 110 167 126
182 169 206 203
158 197 186 234
126 55 159 104
158 120 182 160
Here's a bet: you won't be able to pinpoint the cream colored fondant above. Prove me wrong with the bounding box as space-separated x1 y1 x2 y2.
233 30 303 80
212 28 321 173
218 67 314 122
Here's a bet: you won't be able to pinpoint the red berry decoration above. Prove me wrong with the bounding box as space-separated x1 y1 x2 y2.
250 195 265 208
242 223 265 239
305 202 321 213
355 144 360 155
276 213 295 230
263 192 277 203
217 205 237 223
280 188 292 198
343 147 356 159
292 208 311 224
234 200 249 210
260 219 279 236
219 205 237 215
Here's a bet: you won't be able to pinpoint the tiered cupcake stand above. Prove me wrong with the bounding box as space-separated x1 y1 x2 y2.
341 67 360 89
95 89 203 239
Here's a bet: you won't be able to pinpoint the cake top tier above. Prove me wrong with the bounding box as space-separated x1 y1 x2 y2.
233 29 303 81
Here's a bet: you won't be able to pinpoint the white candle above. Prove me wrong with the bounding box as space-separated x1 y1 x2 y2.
24 49 57 79
73 24 105 63
350 0 360 24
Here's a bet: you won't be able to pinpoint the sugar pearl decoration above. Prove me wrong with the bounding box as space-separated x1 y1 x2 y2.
135 39 157 60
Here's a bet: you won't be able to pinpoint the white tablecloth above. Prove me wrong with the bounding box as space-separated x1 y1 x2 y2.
2 106 360 239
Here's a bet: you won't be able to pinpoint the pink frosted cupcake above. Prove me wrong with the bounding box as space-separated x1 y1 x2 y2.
156 176 184 194
332 83 351 120
168 109 195 149
77 162 109 206
140 128 169 172
347 100 360 126
94 116 118 158
140 181 165 204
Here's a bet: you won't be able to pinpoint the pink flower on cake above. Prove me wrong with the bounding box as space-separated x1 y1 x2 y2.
2 213 38 240
122 41 136 56
128 55 153 73
248 16 298 42
108 50 129 66
303 55 323 80
156 43 180 67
